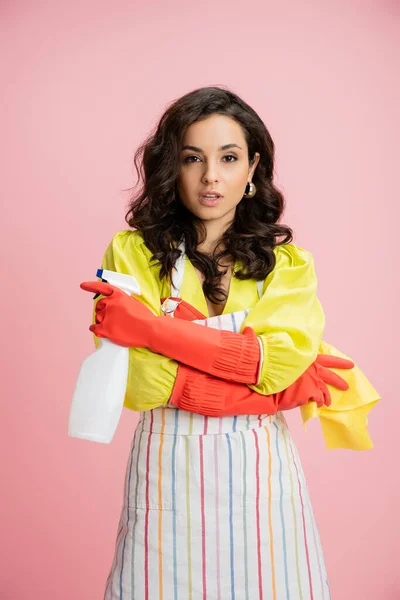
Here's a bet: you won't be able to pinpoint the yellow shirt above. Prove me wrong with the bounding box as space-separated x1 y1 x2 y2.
92 229 380 450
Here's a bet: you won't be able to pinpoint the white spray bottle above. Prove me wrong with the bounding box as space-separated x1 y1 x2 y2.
68 268 141 443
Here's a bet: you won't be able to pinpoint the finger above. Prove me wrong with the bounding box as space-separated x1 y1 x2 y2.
94 300 107 324
320 380 332 407
80 281 115 296
309 391 324 409
316 354 354 370
316 389 325 408
89 323 104 336
96 299 107 311
319 366 350 391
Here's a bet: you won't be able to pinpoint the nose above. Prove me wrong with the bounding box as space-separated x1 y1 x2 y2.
202 162 220 184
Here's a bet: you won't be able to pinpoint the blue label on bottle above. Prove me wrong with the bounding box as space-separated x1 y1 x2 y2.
93 271 109 299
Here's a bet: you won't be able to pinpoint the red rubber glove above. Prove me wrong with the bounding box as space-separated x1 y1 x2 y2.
169 354 354 416
80 280 260 384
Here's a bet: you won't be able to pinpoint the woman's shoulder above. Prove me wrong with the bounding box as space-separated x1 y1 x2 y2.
106 228 155 260
273 242 315 269
102 229 159 277
104 229 163 306
108 228 145 250
253 242 320 313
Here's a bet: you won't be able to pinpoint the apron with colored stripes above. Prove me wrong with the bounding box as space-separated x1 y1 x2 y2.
104 250 331 600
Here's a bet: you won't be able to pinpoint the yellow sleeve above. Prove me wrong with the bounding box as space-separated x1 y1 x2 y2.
92 230 178 412
300 340 380 450
245 243 325 395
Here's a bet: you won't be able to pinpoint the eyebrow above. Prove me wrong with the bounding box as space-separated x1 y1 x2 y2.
181 143 243 152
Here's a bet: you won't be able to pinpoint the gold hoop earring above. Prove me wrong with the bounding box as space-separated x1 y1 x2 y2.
243 181 256 199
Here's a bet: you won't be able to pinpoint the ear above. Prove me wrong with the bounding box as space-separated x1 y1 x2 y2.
248 152 260 177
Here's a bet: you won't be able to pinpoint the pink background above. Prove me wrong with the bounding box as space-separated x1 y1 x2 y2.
1 1 398 598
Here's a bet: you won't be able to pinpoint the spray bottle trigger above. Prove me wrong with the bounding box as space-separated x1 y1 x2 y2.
93 277 109 299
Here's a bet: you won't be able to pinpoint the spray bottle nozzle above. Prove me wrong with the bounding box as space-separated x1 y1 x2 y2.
93 268 141 298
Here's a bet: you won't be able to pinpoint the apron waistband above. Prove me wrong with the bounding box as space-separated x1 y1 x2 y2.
138 406 283 435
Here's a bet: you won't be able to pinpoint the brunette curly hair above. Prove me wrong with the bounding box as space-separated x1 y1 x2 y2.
125 85 293 304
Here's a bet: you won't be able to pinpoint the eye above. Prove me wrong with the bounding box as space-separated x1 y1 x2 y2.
183 155 201 164
222 154 237 162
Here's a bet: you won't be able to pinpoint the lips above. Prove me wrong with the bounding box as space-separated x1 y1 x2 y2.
198 189 223 207
199 195 222 207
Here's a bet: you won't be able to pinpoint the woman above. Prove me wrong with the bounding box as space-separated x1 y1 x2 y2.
81 86 379 599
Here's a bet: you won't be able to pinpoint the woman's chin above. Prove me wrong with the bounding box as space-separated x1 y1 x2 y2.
195 205 227 221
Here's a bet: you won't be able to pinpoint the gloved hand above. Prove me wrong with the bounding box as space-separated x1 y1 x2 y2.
81 280 157 344
169 354 354 417
276 353 353 409
80 280 260 384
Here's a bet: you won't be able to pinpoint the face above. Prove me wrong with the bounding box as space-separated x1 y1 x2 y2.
176 114 260 230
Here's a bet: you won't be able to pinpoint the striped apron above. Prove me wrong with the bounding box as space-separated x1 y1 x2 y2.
104 253 331 600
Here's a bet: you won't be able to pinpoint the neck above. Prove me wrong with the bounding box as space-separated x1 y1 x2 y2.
196 210 235 255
